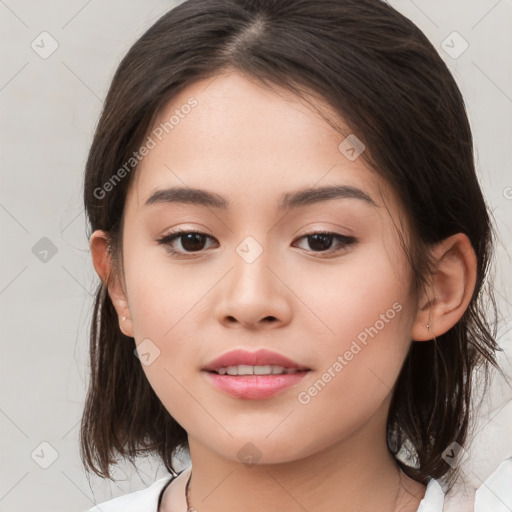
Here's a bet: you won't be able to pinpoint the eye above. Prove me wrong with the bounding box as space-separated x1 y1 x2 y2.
157 229 357 258
157 230 218 257
292 231 357 256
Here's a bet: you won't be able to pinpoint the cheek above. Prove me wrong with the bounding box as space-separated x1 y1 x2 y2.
293 299 411 451
290 247 413 402
122 241 231 403
123 239 210 340
288 244 410 345
123 251 203 419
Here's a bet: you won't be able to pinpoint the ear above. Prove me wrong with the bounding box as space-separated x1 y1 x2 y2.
90 230 134 338
411 233 477 341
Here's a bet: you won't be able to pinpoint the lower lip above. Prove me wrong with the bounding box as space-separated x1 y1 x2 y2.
203 370 310 400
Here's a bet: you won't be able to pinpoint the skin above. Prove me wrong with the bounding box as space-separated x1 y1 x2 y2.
90 71 477 512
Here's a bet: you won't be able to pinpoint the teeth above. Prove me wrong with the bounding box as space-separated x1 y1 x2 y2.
216 365 300 376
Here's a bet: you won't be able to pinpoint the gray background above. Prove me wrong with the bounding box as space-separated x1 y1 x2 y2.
0 1 511 511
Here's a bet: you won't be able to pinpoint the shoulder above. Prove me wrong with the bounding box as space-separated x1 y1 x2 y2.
86 475 174 512
417 456 512 512
416 478 444 512
474 456 512 511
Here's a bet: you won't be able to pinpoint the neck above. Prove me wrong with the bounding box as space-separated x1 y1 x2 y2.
184 408 425 512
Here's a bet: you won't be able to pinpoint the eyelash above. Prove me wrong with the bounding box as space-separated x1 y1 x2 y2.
156 229 357 258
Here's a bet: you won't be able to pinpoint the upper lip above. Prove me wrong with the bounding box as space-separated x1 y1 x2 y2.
202 348 311 372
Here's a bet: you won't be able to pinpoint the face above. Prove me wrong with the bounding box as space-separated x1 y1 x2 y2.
114 71 419 464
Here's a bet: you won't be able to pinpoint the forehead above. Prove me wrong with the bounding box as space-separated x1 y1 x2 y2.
127 71 395 214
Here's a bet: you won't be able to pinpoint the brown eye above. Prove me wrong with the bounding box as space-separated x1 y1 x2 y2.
177 232 208 252
306 233 334 251
157 230 217 255
293 232 357 255
157 229 357 258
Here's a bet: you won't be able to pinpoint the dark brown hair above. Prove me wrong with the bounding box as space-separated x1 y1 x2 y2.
81 0 501 489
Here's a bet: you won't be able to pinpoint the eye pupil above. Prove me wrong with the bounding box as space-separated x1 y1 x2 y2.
308 233 332 251
181 233 206 252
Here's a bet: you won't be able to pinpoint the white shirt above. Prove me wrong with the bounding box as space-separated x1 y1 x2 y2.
86 457 512 512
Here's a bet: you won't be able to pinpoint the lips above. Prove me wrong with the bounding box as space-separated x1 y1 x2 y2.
202 348 311 373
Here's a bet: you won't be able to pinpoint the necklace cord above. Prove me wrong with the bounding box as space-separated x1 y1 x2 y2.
185 471 192 511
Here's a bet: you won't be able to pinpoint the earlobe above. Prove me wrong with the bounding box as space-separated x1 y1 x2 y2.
90 230 134 338
411 233 477 342
109 290 134 338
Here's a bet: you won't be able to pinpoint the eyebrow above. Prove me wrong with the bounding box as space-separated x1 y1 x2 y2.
144 184 377 210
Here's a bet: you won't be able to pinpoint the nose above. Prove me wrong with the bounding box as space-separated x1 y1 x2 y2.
214 244 293 330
